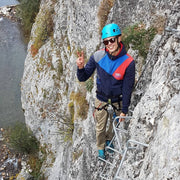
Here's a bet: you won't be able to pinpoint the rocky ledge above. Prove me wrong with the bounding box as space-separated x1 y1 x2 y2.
0 128 22 180
0 5 18 21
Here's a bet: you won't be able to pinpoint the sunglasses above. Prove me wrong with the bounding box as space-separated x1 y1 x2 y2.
103 37 116 45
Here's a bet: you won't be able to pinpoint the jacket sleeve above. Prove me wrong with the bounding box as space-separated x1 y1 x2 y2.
122 60 135 114
77 55 96 82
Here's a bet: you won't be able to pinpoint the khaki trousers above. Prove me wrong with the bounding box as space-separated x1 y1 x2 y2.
94 98 121 150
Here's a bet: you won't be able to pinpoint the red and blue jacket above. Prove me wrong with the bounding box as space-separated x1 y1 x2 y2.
77 42 135 114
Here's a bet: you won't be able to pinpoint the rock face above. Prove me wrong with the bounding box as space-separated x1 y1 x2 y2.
21 0 180 179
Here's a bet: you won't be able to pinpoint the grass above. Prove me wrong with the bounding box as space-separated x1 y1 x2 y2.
85 77 94 92
72 149 83 162
70 91 89 120
58 115 74 143
31 6 54 57
97 0 115 34
3 123 52 179
4 122 39 154
57 58 63 79
28 154 45 180
4 122 46 179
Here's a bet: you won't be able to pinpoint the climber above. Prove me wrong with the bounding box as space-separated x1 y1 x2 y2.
76 23 135 160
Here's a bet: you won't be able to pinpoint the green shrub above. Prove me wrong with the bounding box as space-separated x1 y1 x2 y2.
17 0 40 39
85 77 94 92
122 24 157 59
5 122 39 154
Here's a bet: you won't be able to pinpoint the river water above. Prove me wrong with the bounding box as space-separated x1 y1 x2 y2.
0 0 19 7
0 1 26 127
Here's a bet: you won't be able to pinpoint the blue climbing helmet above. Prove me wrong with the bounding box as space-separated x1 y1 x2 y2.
101 23 121 40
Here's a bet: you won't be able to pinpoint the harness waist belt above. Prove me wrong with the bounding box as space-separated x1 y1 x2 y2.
96 91 122 101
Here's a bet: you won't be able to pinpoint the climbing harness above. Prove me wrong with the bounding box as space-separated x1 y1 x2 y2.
95 98 121 113
98 115 149 180
93 98 121 120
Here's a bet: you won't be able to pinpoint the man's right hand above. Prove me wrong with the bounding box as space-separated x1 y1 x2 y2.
76 51 85 69
119 112 126 122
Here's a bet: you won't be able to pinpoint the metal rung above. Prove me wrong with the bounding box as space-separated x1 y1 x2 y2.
114 176 126 180
98 157 114 166
99 116 149 180
114 139 149 179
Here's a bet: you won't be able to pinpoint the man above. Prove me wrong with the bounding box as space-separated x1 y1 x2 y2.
76 23 135 159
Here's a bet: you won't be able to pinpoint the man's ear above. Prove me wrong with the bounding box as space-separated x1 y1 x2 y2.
118 36 121 42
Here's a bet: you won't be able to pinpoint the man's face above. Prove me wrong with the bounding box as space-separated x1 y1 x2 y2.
103 36 121 55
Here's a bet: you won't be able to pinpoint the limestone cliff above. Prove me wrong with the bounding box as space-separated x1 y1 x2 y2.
21 0 180 179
